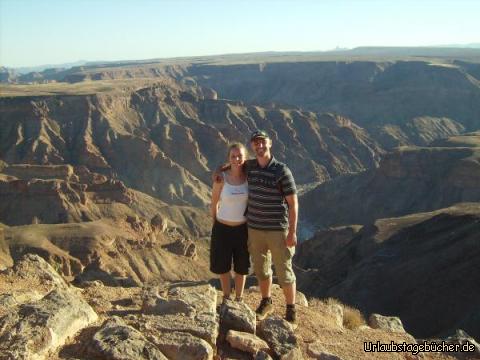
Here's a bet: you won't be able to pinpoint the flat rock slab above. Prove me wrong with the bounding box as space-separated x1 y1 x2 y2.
143 282 217 317
226 330 269 354
138 282 219 347
133 312 219 346
0 288 97 360
368 313 406 333
307 342 344 360
257 316 299 358
89 316 167 360
149 331 213 360
220 300 256 334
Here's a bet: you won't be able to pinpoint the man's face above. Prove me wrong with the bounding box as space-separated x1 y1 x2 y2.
251 137 272 158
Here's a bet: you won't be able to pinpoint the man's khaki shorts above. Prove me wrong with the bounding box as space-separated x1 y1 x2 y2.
247 227 296 286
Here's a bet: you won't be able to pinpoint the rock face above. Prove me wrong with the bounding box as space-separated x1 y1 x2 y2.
89 316 168 360
301 132 480 230
0 288 97 360
0 83 385 197
189 59 480 131
1 253 453 360
296 203 480 340
4 217 211 288
0 164 133 225
368 314 406 333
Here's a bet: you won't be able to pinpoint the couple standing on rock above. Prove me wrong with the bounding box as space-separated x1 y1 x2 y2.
210 130 298 324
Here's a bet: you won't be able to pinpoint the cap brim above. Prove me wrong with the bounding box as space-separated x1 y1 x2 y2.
251 136 267 141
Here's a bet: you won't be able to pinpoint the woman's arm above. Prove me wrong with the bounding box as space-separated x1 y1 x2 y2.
210 180 223 219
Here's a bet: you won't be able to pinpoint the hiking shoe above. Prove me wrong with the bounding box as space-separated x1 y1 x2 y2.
286 305 296 324
256 297 273 320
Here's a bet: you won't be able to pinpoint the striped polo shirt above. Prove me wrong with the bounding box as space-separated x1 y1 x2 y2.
245 156 297 231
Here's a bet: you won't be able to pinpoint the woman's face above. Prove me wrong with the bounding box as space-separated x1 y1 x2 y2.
229 147 246 168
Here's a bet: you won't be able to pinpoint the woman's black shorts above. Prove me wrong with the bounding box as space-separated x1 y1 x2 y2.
210 220 250 275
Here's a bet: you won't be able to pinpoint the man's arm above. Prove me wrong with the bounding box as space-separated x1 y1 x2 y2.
211 180 223 220
211 159 254 183
285 194 298 247
211 164 230 183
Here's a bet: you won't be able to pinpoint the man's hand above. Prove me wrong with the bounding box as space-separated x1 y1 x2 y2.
285 231 297 247
211 164 230 183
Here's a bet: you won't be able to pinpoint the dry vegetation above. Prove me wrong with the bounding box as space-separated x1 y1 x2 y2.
309 297 367 330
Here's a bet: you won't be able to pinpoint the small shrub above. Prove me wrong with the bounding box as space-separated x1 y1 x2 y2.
309 296 366 330
342 304 366 330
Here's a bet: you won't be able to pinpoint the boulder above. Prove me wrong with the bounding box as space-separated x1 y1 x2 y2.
0 288 97 360
164 238 197 258
307 342 344 360
151 214 168 233
257 316 299 358
280 347 304 360
296 291 309 307
443 329 480 357
255 351 274 360
142 282 217 317
89 316 167 360
137 282 219 346
226 330 270 354
220 299 256 334
368 313 406 333
149 331 213 360
9 253 68 289
326 304 344 328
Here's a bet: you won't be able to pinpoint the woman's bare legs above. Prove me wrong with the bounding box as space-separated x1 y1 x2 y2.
220 272 232 298
234 273 246 300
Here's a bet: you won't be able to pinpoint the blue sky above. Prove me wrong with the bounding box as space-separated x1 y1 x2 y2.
1 0 479 67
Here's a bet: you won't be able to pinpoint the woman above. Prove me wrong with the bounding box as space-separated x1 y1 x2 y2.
210 142 249 302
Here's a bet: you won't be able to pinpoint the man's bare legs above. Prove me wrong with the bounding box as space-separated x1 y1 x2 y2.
260 276 272 298
283 282 296 305
260 277 295 305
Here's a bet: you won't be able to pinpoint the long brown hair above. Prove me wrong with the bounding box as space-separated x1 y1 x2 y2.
227 142 248 160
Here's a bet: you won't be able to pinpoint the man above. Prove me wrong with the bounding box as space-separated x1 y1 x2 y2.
215 130 299 323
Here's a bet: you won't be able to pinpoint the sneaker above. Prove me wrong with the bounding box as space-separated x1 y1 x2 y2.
286 305 296 324
256 297 273 320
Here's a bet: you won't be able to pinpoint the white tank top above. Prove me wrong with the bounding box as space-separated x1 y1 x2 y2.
217 172 248 223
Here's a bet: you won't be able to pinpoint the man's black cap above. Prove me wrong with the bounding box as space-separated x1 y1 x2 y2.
250 129 270 141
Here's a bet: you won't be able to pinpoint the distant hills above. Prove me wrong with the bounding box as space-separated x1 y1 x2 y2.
2 45 480 83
